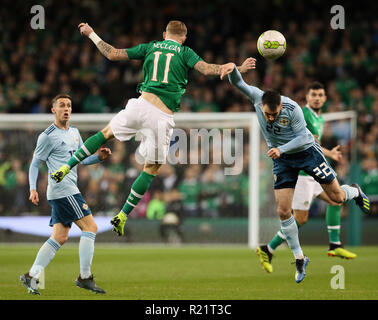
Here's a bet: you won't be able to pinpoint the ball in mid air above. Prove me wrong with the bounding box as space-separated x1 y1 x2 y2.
257 30 286 60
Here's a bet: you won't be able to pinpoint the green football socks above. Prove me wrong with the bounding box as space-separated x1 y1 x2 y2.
326 205 341 244
67 131 107 168
121 171 156 215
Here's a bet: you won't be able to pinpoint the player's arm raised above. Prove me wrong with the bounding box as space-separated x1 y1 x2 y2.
194 57 255 77
78 23 128 61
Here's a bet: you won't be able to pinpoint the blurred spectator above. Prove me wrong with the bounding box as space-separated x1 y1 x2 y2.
82 84 107 113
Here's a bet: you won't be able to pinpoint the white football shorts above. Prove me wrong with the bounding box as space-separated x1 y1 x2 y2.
292 175 324 210
110 97 175 163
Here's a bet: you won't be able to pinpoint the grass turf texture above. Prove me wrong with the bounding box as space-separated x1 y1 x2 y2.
1 244 377 300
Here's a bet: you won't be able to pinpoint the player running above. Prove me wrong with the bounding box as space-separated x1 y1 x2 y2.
257 82 357 274
221 64 370 283
20 94 111 295
50 21 255 236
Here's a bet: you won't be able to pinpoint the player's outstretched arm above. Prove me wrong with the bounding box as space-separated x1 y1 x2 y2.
194 58 255 77
226 63 264 102
78 23 129 61
193 61 222 76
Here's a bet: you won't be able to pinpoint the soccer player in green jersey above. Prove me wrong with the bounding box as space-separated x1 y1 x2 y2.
51 20 255 236
257 82 357 274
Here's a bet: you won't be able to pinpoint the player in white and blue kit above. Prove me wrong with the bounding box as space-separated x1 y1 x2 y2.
222 61 370 283
20 94 111 295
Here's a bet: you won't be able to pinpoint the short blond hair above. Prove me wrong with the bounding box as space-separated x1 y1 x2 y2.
166 20 187 36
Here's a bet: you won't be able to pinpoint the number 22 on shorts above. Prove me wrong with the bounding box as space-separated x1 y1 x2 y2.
313 161 332 179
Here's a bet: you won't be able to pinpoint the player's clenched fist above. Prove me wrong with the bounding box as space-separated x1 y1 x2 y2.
78 23 94 37
267 148 281 159
29 190 39 206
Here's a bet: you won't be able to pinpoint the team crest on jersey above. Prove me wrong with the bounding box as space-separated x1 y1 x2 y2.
74 136 79 145
279 117 290 126
82 203 89 211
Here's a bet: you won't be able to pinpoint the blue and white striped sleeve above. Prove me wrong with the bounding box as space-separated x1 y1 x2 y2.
228 66 264 104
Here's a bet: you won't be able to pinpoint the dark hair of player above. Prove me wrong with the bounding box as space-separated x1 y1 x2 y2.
51 94 72 106
262 90 281 111
166 20 187 36
306 81 325 92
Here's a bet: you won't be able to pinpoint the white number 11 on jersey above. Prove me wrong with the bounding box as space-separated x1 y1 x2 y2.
151 51 175 83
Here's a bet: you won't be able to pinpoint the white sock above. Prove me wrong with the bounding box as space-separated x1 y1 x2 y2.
280 215 304 259
79 232 96 279
29 237 61 278
341 185 359 201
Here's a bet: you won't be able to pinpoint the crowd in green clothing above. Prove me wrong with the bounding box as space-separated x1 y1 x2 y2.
0 1 376 216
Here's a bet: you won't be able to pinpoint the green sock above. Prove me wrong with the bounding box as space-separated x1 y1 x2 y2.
67 132 106 168
122 171 156 215
268 219 302 251
326 205 341 244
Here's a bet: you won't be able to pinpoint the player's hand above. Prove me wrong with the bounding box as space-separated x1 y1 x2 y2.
78 22 94 37
98 147 112 161
219 63 236 80
330 145 342 161
238 57 256 73
29 190 39 206
267 148 281 159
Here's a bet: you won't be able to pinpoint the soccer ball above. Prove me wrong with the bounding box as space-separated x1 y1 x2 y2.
257 30 286 60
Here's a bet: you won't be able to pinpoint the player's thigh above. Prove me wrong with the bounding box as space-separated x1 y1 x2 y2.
139 107 175 164
51 223 70 245
74 214 97 233
109 98 141 142
303 144 337 185
274 188 295 220
292 175 317 211
272 158 299 190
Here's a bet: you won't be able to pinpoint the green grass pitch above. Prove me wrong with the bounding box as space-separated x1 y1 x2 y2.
1 244 377 300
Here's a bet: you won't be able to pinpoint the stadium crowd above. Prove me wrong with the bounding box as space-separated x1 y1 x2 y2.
0 0 377 217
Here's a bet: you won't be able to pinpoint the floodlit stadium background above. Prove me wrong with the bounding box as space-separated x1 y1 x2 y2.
0 0 377 246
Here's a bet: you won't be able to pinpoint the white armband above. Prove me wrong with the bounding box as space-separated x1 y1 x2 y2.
89 32 102 45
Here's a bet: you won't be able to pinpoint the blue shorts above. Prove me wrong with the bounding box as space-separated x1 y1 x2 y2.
273 144 337 189
48 193 92 227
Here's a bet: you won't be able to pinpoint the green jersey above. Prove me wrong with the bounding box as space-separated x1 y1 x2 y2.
299 105 325 176
126 39 203 112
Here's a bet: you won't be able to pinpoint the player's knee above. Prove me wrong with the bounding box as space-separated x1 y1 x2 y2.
54 235 68 245
101 125 114 140
329 192 344 204
144 162 161 175
277 207 291 220
83 222 98 234
90 223 98 234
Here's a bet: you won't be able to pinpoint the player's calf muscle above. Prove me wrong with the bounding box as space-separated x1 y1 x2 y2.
322 181 345 204
293 210 308 226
